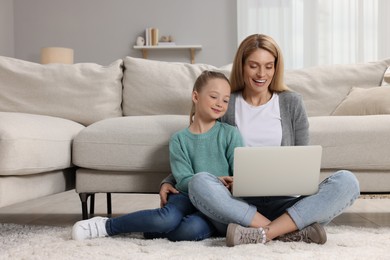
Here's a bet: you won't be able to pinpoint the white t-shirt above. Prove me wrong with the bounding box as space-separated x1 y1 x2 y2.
235 93 282 147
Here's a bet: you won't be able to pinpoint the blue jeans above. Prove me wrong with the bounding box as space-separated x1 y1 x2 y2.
105 193 215 241
188 170 360 234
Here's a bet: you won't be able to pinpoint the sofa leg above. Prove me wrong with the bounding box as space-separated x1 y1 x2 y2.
79 193 90 220
79 193 96 220
107 193 112 217
78 192 112 219
90 194 95 215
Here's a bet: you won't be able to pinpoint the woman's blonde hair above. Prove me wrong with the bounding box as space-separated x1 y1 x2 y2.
230 34 288 93
189 70 230 124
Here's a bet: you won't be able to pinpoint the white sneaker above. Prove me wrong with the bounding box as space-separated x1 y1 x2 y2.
72 216 109 241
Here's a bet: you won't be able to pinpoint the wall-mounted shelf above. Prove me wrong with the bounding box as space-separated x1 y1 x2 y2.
133 45 202 64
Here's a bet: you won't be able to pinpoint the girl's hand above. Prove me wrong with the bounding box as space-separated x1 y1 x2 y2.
159 183 179 207
218 176 234 192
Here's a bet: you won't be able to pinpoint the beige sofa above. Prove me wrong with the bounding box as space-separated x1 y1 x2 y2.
1 56 389 217
0 57 123 208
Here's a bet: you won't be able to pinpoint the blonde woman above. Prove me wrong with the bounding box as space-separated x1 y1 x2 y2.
161 34 360 246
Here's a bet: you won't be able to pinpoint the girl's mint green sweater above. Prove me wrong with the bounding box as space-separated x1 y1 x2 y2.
169 121 243 193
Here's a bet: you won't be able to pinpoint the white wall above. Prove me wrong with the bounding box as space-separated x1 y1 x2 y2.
0 0 14 57
13 0 237 66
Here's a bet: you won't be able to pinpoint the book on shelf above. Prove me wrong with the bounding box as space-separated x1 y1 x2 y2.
145 27 159 46
157 42 176 46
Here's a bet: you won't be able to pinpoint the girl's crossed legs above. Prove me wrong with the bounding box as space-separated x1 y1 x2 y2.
73 192 216 241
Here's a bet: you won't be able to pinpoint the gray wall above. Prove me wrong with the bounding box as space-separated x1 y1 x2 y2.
12 0 237 66
0 0 14 57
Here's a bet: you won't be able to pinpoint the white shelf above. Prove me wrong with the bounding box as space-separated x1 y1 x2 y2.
133 45 202 64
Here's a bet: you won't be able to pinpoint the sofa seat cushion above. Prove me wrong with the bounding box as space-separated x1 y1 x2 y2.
72 115 188 171
309 115 390 170
0 168 75 208
75 169 167 193
0 112 84 175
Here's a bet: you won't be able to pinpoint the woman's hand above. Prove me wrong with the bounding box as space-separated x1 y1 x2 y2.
159 183 179 207
218 176 234 192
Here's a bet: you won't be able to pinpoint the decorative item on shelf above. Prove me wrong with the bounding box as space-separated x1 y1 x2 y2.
136 36 145 46
40 47 74 64
135 28 201 63
160 35 170 42
158 35 176 46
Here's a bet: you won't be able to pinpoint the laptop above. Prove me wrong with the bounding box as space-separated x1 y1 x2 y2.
232 145 322 197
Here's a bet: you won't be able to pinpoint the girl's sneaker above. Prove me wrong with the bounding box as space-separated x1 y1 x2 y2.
72 216 109 241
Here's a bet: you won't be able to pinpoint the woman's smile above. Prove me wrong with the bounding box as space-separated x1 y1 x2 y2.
252 78 267 86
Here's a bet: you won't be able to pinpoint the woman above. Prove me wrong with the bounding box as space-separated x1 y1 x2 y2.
160 34 360 246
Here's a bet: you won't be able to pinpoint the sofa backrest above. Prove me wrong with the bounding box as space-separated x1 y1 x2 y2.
122 57 231 116
285 59 390 116
123 56 390 118
3 55 388 123
0 56 123 126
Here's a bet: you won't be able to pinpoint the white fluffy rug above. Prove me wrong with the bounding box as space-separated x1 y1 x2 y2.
1 224 389 260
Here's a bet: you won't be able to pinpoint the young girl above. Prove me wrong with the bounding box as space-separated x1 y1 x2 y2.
71 70 245 241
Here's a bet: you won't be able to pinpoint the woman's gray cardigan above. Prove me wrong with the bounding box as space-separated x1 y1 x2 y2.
221 90 309 146
161 90 310 185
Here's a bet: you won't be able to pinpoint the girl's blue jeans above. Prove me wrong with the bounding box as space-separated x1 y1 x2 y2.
188 170 360 234
105 192 215 241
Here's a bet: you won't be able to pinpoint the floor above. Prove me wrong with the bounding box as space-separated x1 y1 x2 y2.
0 190 389 228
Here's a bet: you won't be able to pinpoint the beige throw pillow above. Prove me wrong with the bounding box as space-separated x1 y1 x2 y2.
332 86 390 116
122 57 231 116
381 66 390 86
284 59 390 117
0 56 123 126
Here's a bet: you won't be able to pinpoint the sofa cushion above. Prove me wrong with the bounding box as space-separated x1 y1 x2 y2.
309 115 390 170
75 169 166 193
381 66 390 85
332 86 390 116
122 57 230 116
0 56 123 126
73 115 188 171
0 112 84 176
285 58 390 116
0 169 75 208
